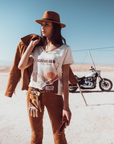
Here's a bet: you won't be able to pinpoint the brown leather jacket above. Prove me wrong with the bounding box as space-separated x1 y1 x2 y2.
5 34 77 97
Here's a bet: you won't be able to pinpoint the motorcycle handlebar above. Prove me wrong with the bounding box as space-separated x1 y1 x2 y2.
89 68 95 71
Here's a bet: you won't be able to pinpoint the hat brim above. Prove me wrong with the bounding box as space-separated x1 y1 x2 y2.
35 19 66 28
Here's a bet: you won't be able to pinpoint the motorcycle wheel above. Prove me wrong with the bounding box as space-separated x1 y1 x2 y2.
99 78 113 91
69 87 78 93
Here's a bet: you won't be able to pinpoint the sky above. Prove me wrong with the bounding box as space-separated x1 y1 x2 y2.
0 0 114 67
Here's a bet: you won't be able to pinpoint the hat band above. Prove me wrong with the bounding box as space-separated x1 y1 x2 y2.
42 18 60 23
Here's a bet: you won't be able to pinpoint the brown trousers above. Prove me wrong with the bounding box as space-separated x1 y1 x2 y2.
27 87 67 144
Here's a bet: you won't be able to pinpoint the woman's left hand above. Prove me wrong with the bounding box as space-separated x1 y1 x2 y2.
62 107 72 126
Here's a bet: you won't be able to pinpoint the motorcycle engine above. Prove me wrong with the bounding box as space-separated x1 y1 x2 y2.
84 77 95 87
85 79 93 86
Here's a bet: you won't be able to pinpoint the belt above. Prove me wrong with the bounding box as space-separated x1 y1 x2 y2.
31 87 50 93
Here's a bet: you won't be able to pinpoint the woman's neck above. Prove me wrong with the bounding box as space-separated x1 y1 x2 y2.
46 37 54 48
46 37 51 44
43 37 62 52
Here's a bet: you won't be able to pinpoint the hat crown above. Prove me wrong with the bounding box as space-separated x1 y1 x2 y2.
42 11 60 23
35 11 66 28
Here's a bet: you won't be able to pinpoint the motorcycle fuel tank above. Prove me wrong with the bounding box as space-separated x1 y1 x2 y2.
85 71 95 78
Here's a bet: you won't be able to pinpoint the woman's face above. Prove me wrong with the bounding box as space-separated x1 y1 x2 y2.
41 22 53 38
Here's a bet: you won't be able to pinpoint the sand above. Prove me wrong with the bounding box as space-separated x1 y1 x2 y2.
1 65 114 73
70 64 114 72
0 65 114 144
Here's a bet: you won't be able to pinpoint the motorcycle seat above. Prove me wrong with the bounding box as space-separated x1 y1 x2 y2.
76 76 85 80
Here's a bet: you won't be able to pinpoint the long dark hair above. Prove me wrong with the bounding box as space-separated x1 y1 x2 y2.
41 22 66 46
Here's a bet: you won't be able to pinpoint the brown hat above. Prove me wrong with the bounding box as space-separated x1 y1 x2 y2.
35 11 66 28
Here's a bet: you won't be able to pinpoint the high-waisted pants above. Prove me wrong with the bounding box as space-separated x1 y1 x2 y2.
27 87 67 144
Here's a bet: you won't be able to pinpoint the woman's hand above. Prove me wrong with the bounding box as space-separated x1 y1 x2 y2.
62 107 72 126
29 39 40 49
18 39 40 70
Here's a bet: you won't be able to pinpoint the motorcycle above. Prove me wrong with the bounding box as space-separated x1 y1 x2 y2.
69 66 113 92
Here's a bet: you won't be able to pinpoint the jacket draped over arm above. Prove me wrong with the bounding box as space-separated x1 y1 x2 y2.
4 34 77 97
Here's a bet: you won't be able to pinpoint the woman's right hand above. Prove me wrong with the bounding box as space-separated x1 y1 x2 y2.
18 38 40 70
62 107 72 126
29 39 40 49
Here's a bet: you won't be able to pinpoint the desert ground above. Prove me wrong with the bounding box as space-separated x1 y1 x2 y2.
0 65 114 144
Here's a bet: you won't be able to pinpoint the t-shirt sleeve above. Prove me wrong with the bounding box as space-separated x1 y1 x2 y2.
63 47 74 65
29 46 42 60
29 53 34 59
29 49 35 59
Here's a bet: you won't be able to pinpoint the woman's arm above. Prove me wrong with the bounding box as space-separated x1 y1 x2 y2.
62 64 71 126
18 39 40 70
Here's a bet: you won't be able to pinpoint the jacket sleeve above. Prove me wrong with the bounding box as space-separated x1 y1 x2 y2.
4 42 21 97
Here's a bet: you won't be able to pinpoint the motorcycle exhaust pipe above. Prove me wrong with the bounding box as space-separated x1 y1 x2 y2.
69 85 78 88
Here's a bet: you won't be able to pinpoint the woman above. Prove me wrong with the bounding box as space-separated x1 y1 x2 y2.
18 11 74 144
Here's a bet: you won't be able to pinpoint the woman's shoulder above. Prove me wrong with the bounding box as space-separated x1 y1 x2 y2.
59 44 71 51
32 45 43 55
34 45 43 51
61 44 70 48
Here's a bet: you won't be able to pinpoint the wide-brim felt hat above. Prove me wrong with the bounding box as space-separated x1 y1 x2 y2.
35 11 66 28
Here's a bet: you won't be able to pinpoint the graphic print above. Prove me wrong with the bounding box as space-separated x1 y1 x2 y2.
37 58 59 93
37 73 58 93
45 72 56 79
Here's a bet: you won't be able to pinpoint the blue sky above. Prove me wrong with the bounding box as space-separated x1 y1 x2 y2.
0 0 114 66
